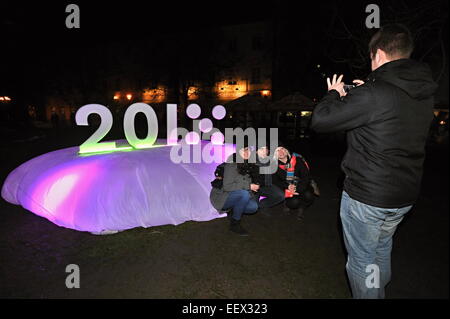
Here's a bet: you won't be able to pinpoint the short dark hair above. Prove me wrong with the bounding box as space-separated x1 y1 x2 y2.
368 24 414 59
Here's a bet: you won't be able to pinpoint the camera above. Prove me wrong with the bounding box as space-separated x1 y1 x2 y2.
287 176 299 186
343 84 357 93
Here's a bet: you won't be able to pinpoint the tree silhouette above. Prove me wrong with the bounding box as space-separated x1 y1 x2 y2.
324 0 448 82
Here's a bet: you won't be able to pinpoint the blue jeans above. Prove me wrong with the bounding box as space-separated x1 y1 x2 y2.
222 190 258 221
340 191 412 299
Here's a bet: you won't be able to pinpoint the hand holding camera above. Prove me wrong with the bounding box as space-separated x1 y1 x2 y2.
288 184 299 195
285 177 299 197
250 183 260 192
327 74 365 97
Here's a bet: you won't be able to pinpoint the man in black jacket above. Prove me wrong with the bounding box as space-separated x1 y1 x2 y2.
311 24 437 299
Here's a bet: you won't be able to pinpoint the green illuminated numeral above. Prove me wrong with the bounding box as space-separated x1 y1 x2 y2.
76 104 118 154
123 103 159 149
76 103 159 154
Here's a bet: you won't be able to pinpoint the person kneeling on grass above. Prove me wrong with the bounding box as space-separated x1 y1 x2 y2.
272 146 316 220
210 146 259 236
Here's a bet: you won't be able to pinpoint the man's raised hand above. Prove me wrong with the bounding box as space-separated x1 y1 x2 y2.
327 74 346 97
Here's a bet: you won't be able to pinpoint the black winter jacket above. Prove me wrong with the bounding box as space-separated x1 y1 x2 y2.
272 154 311 194
311 59 437 208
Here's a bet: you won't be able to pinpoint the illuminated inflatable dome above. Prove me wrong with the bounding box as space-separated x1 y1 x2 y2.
1 139 235 233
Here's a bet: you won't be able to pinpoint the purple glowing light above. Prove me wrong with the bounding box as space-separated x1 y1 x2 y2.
27 160 102 228
1 139 236 232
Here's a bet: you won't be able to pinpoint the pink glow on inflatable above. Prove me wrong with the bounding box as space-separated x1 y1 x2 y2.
1 140 235 233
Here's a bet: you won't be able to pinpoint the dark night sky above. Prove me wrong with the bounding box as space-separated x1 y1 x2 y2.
2 2 282 52
0 2 357 96
0 2 275 96
1 0 448 106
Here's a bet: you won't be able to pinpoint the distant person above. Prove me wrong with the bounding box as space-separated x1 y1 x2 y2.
210 146 259 236
51 111 59 128
311 24 438 298
272 146 315 220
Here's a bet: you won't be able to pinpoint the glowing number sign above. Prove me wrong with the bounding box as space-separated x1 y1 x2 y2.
123 103 158 149
76 103 159 154
76 104 120 154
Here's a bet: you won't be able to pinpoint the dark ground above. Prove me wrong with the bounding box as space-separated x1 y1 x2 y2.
0 125 448 299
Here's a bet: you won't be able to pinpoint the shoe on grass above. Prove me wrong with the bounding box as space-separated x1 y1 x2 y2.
229 219 249 236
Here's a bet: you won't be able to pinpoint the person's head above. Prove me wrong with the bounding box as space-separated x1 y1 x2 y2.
257 146 268 159
274 146 290 161
238 147 251 160
369 24 414 71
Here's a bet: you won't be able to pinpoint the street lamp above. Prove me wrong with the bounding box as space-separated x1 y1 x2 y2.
261 90 270 97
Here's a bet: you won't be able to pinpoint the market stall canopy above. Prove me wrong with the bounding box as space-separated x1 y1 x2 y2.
268 92 315 112
224 94 269 113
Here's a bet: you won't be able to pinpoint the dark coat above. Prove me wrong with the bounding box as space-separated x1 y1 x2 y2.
209 153 253 211
272 154 311 193
311 59 438 208
251 156 274 187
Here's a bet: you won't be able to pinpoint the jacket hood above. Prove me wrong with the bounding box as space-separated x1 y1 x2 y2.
370 59 438 100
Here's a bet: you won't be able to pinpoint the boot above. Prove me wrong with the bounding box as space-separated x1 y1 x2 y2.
282 203 291 214
229 219 249 236
296 207 305 221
